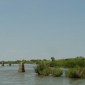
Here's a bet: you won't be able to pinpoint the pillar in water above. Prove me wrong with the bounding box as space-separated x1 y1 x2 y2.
2 61 4 66
18 62 25 72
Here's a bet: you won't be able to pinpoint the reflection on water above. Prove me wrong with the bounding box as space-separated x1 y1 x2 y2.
0 64 85 85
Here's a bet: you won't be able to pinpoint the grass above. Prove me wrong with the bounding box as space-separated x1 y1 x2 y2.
35 62 63 77
35 62 51 76
52 68 63 77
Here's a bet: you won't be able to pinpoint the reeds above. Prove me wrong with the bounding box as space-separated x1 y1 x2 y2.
35 62 62 77
66 67 85 78
52 68 62 77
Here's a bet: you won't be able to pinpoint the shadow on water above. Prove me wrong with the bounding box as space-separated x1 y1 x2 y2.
68 78 85 85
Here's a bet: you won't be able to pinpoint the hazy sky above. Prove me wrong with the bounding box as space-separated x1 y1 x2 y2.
0 0 85 60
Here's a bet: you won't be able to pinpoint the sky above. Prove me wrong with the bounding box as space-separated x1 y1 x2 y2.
0 0 85 60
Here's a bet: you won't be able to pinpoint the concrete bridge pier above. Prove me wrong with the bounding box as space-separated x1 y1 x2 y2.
2 61 4 66
18 62 25 72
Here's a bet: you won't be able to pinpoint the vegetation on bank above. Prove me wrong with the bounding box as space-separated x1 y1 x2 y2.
1 56 85 67
50 56 85 68
0 60 32 64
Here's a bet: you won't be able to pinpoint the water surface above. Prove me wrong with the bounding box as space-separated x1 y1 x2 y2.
0 64 85 85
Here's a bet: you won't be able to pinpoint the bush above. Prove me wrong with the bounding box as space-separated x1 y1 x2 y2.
66 67 85 78
66 68 79 78
35 62 51 76
52 68 63 77
39 68 51 76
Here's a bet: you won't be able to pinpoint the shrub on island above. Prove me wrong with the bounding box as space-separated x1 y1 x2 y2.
52 68 63 77
35 62 63 77
35 62 51 76
65 67 85 78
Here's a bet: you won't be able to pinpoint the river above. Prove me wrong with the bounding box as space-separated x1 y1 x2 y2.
0 64 85 85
